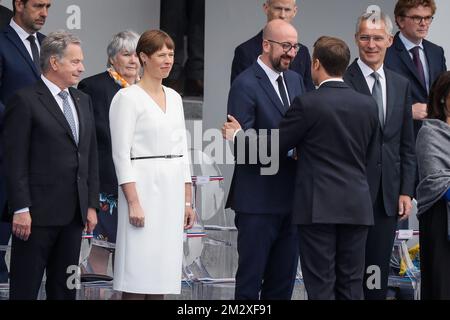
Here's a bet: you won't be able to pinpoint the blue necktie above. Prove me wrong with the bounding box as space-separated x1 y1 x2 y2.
58 91 78 144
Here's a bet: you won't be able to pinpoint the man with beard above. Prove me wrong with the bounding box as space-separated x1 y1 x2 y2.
226 19 305 300
0 0 51 284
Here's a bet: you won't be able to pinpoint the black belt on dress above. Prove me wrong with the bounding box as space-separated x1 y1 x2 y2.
131 155 183 160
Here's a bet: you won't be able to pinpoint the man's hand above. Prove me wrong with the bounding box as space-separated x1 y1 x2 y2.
412 103 428 120
222 115 242 141
12 212 32 241
184 206 195 230
398 195 412 221
85 208 97 234
128 202 145 228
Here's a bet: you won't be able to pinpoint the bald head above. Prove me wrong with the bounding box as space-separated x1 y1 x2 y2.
263 19 298 42
261 19 298 72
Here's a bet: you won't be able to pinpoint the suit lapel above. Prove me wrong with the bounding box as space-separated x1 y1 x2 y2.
36 81 78 147
394 34 427 92
4 26 40 77
253 63 287 116
347 61 371 95
384 68 396 127
347 61 384 131
283 71 302 104
423 40 439 85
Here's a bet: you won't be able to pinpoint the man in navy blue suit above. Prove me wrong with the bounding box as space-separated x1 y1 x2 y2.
230 0 314 91
226 18 304 300
344 10 416 300
385 0 446 137
225 35 380 300
0 0 51 283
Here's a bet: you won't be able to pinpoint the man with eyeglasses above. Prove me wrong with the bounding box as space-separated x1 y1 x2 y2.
344 9 416 300
385 0 446 137
225 18 305 300
230 0 314 91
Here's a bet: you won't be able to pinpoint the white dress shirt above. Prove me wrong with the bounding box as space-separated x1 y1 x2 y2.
357 59 388 120
9 18 40 59
257 56 291 105
15 76 80 215
399 32 430 93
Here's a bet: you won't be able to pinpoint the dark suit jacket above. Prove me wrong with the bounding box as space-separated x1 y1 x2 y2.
231 30 314 91
344 60 416 216
78 71 120 195
2 80 99 226
227 61 304 214
385 32 447 135
0 24 44 220
277 81 379 225
0 5 12 30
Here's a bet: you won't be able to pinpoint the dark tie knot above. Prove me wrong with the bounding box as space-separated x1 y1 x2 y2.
58 91 69 100
277 75 284 83
27 35 36 43
409 46 421 55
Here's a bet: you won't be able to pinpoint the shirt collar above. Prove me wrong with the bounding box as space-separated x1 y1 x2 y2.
41 75 69 99
357 58 386 80
10 18 37 42
257 56 283 83
399 32 424 51
318 78 344 88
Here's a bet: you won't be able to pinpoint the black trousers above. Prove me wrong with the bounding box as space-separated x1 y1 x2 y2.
419 199 450 300
298 223 369 300
363 190 398 300
9 214 84 300
160 0 205 81
234 212 299 300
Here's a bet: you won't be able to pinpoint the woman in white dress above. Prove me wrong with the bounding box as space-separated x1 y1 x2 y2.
109 30 195 300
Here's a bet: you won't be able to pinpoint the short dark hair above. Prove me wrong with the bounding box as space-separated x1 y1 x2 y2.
312 36 350 77
428 71 450 122
12 0 29 15
394 0 437 27
136 29 175 66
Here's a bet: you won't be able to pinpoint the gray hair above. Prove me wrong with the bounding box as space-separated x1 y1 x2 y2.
355 11 394 36
107 30 140 68
40 30 81 73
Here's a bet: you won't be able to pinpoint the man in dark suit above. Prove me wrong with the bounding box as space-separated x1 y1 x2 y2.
224 35 379 300
385 0 446 137
0 2 12 29
2 31 99 300
230 0 314 91
344 11 416 300
0 0 51 284
226 19 304 300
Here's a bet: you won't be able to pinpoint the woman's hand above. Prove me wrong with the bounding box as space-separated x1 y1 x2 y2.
128 202 145 228
184 206 195 230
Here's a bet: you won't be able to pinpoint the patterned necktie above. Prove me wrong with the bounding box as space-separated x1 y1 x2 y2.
371 72 385 128
409 46 426 88
58 91 78 144
27 35 41 73
277 75 290 110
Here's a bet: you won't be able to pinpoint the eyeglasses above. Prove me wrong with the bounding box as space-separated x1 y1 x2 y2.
402 15 434 24
358 35 388 43
266 40 301 53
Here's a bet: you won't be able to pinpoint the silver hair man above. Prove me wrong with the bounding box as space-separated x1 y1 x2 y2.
355 10 394 36
40 30 81 73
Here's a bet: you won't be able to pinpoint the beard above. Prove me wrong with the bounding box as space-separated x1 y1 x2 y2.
270 53 293 72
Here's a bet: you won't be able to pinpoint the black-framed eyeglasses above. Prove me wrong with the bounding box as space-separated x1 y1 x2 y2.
266 39 301 53
402 15 434 24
